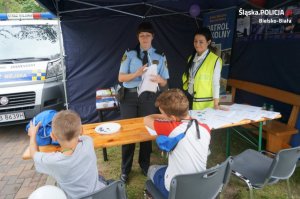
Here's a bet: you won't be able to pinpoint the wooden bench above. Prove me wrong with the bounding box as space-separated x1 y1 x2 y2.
227 79 300 153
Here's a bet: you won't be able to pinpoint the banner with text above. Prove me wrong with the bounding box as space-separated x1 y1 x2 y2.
203 7 236 98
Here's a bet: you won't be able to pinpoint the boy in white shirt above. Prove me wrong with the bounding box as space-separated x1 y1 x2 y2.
144 89 211 198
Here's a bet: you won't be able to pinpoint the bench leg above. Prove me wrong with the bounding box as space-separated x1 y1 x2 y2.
266 133 282 153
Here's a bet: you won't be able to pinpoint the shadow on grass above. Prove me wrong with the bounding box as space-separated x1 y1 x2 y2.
96 129 300 199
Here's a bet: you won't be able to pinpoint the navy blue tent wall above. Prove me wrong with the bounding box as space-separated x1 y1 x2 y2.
61 15 198 123
35 0 253 123
230 35 300 122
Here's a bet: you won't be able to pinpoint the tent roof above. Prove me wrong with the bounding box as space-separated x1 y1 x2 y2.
36 0 247 19
36 0 291 20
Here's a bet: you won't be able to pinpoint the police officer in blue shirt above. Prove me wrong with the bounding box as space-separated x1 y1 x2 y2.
118 22 169 183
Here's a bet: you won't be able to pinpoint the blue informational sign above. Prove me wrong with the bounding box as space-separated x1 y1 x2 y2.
203 7 236 94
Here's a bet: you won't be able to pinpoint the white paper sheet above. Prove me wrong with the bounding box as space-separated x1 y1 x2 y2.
189 103 281 129
145 126 157 136
137 64 158 96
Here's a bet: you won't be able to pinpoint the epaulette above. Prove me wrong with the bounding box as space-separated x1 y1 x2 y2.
125 48 138 56
128 47 136 52
155 49 164 56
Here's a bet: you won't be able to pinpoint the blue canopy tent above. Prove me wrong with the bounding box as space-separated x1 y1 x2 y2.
35 0 291 123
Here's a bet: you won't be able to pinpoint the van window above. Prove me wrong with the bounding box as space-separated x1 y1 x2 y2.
0 24 60 61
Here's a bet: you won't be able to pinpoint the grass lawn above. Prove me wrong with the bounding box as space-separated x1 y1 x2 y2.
96 128 300 199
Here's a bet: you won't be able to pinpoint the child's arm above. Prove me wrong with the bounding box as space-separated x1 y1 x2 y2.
144 114 169 130
28 121 41 158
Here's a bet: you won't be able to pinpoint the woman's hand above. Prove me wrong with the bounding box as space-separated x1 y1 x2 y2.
214 103 229 111
134 64 147 78
119 64 147 82
213 99 229 111
150 74 167 86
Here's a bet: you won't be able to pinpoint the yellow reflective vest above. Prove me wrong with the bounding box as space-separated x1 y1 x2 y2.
182 51 222 110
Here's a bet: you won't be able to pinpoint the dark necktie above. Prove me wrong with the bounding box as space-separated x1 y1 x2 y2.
142 51 148 65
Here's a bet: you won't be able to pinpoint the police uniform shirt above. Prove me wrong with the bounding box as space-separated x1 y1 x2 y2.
119 47 169 88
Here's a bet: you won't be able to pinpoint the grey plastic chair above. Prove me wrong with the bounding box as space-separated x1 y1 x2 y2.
231 146 300 199
145 157 232 199
80 181 127 199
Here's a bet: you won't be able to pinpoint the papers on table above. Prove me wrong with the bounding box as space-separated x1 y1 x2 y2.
145 126 157 136
190 103 280 129
137 64 158 96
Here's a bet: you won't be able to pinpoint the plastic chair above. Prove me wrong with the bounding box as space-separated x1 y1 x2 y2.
80 181 127 199
145 157 232 199
231 146 300 199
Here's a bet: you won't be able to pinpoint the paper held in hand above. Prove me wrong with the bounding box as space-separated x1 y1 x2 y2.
137 64 158 96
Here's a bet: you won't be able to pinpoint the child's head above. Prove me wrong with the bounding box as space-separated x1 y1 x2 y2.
52 110 82 142
155 89 189 119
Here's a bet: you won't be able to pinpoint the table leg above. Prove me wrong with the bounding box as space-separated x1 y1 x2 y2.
103 148 108 161
258 121 263 151
98 110 104 122
226 128 231 157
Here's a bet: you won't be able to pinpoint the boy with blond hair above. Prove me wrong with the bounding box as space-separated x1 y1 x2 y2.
144 89 211 198
28 110 106 199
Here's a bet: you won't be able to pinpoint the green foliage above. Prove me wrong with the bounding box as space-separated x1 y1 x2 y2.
0 0 46 13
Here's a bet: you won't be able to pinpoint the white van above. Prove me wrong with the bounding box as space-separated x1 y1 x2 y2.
0 13 65 125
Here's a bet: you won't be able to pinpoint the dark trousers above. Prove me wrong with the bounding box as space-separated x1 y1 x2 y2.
120 91 158 175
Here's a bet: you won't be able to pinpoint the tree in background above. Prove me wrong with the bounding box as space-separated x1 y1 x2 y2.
0 0 46 13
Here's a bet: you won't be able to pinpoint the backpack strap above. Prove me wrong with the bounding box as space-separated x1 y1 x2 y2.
183 119 200 139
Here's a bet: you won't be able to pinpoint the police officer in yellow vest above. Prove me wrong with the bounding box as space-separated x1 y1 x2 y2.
182 27 223 110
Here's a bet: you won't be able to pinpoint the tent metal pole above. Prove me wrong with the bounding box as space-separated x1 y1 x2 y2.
144 3 197 19
61 2 144 14
55 0 69 110
67 0 144 18
147 12 202 21
198 6 236 14
143 3 153 18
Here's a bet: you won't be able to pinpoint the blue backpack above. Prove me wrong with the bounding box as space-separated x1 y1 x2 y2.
156 119 200 152
26 110 59 146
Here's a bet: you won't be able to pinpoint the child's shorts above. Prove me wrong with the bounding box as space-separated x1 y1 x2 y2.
148 165 169 198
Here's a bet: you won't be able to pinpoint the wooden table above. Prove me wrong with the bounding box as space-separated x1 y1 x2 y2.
23 117 154 160
22 115 281 160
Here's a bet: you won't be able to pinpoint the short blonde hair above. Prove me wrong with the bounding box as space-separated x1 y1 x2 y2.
155 89 189 118
52 110 81 141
